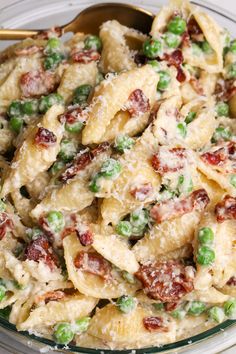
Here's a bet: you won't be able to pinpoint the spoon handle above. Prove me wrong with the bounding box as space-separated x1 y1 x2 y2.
0 29 39 40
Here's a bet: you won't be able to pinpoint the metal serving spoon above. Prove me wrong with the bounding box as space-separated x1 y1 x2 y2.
0 2 154 40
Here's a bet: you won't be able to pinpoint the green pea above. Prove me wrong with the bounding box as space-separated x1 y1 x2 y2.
122 271 136 284
8 100 23 118
117 295 136 314
27 227 43 240
84 35 102 51
215 102 229 117
208 306 225 323
100 158 121 179
39 93 64 113
229 40 236 54
224 299 236 319
89 173 101 193
192 43 202 56
147 60 160 72
153 303 165 311
59 139 77 162
116 220 132 237
0 285 6 302
9 116 23 133
185 111 196 124
187 301 206 316
65 121 83 133
201 41 213 54
73 84 92 106
143 38 162 59
50 160 65 176
171 308 186 320
167 16 186 35
197 246 215 266
163 32 181 48
44 52 64 70
0 200 6 212
45 37 61 54
211 126 231 143
230 174 236 188
53 322 74 345
177 122 187 138
157 70 171 91
130 209 149 229
227 63 236 79
22 99 38 116
114 135 134 153
46 211 65 233
74 317 90 334
198 227 214 245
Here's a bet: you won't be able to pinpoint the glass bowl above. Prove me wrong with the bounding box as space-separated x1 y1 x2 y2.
0 0 236 353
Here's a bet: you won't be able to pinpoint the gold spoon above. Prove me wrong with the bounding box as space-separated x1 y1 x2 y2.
0 2 154 40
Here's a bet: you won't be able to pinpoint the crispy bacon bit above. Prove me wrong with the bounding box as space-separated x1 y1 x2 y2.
181 31 190 47
176 66 186 83
143 316 168 332
215 80 236 102
24 235 59 270
135 260 194 302
151 147 187 176
187 16 202 36
150 189 209 223
20 70 56 98
0 213 13 240
164 49 184 67
72 49 100 64
164 302 179 312
130 182 153 201
35 127 57 148
75 226 94 246
127 89 150 117
15 45 44 57
35 290 65 304
201 142 236 171
58 107 86 125
74 251 111 280
189 78 204 96
34 26 62 40
60 142 110 183
227 276 236 286
215 195 236 223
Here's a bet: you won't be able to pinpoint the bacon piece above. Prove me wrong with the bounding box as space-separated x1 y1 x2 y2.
127 89 150 117
176 67 186 83
130 182 153 201
74 251 111 280
201 141 236 171
15 45 44 57
72 49 100 64
34 26 62 40
164 302 179 312
135 260 194 302
35 127 57 148
143 316 168 332
76 226 94 246
24 235 59 270
164 49 184 67
20 70 56 98
226 276 236 286
181 31 191 47
150 189 209 223
215 80 236 102
215 195 236 223
60 142 110 183
189 78 204 96
134 53 148 65
35 290 65 304
58 107 86 125
187 16 202 36
151 147 187 176
0 213 13 240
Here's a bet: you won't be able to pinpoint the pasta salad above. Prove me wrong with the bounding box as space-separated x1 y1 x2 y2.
0 0 236 350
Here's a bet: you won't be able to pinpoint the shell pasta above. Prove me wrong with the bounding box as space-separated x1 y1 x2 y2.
0 0 236 350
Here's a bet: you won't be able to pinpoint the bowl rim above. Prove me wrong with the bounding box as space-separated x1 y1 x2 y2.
0 0 236 353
